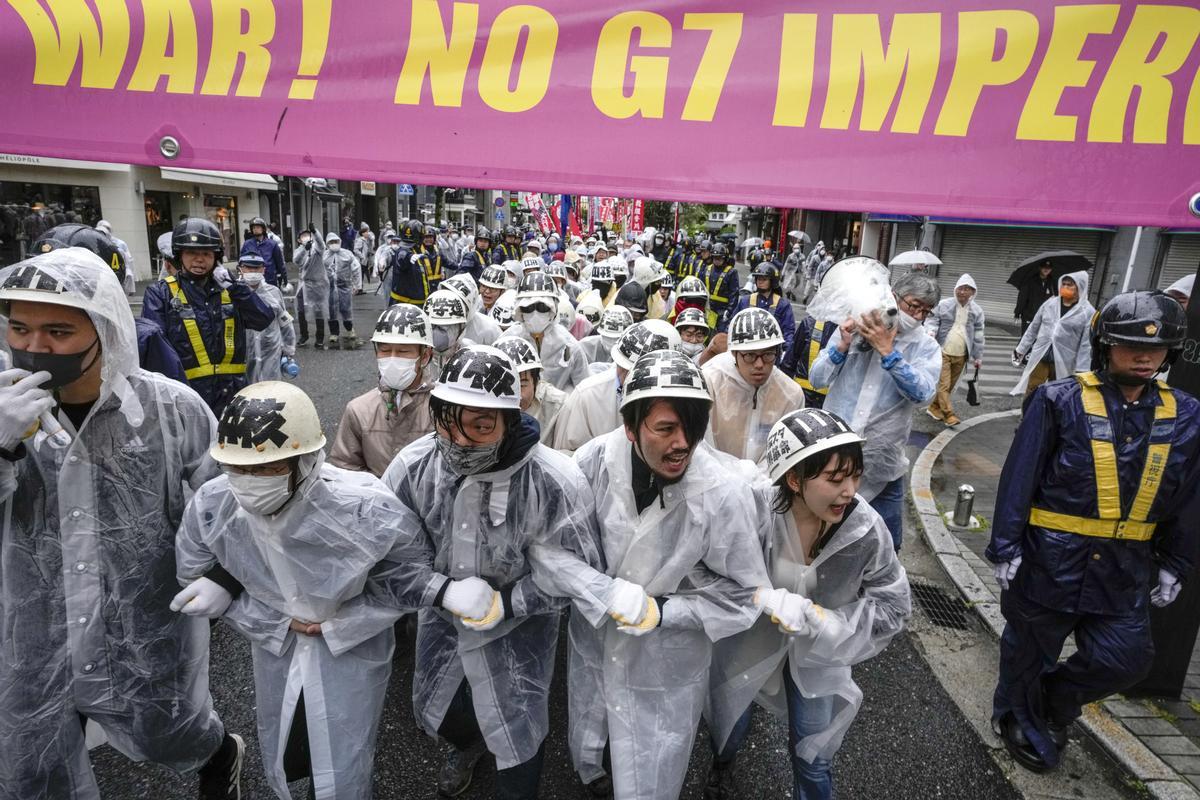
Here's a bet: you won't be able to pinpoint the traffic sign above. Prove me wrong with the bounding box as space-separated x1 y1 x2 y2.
494 210 504 221
397 184 414 195
494 197 505 207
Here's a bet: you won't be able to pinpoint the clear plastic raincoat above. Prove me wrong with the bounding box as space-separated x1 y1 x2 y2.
0 249 225 798
1011 271 1094 396
578 334 618 368
507 321 590 392
177 456 412 799
375 425 603 769
707 499 910 764
464 310 502 346
809 324 941 501
544 365 622 454
293 234 330 320
568 429 770 800
703 352 806 463
529 379 567 441
246 282 297 383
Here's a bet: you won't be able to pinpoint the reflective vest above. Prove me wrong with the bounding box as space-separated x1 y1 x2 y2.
704 264 734 327
164 276 245 381
1029 371 1175 542
794 320 829 395
390 246 444 304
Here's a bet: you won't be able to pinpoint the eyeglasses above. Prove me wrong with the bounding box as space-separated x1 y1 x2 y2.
899 296 933 320
736 350 777 365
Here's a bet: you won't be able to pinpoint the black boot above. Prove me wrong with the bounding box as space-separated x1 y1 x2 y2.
438 741 488 797
704 757 737 800
998 713 1054 773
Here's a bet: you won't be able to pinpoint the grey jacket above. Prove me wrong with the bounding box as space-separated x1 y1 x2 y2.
924 297 985 361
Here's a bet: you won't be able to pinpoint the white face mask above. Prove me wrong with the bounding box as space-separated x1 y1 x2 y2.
898 310 921 333
522 310 554 334
226 471 292 516
379 356 419 390
680 341 705 357
242 272 264 287
327 242 340 252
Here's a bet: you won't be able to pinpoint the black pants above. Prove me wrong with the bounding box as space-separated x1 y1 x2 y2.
438 680 545 800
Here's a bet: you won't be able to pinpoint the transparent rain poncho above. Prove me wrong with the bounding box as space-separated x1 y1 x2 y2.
567 429 770 800
0 249 225 797
374 431 604 769
804 257 897 328
176 455 413 799
246 282 297 383
544 365 622 454
707 499 911 764
703 352 806 463
293 233 330 318
1011 270 1094 396
506 320 590 392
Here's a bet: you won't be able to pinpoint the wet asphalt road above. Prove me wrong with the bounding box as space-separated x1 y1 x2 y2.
92 287 1022 799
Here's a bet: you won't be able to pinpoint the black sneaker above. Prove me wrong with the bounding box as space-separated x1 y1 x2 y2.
438 741 488 797
703 758 736 800
314 342 325 350
198 733 244 799
297 337 309 347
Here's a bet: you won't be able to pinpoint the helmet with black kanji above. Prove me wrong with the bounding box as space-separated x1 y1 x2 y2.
673 307 709 332
211 381 326 465
764 408 863 483
490 289 517 329
424 288 470 326
373 303 432 347
676 275 708 301
597 305 634 342
479 265 508 290
728 307 784 351
494 336 542 373
620 349 711 409
611 319 681 371
432 344 520 410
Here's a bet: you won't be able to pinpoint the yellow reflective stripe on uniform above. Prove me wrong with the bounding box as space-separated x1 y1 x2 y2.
1127 381 1176 522
165 277 246 379
804 321 829 395
1029 508 1156 541
1077 371 1121 519
749 292 779 312
391 292 423 304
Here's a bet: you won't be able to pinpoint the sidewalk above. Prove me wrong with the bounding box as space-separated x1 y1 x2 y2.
911 410 1200 800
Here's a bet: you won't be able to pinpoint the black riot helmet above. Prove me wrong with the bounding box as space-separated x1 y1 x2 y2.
249 216 268 236
400 219 423 247
1091 290 1188 372
172 217 224 260
32 223 127 285
711 242 729 264
475 226 493 247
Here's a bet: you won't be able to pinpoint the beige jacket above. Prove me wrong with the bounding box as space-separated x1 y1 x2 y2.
329 385 434 476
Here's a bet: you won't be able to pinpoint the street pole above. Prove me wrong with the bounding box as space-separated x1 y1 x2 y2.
1120 226 1143 292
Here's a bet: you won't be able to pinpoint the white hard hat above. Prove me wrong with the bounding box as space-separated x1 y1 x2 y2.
494 336 542 373
631 256 662 288
521 257 544 273
764 408 863 484
611 319 682 371
442 273 479 306
610 256 629 278
373 303 432 346
557 291 577 329
211 381 327 466
620 349 711 410
516 271 559 304
431 344 520 410
673 307 709 331
590 260 614 282
479 265 508 289
424 288 470 325
576 291 604 326
676 276 708 300
491 289 517 329
597 305 634 341
728 307 784 351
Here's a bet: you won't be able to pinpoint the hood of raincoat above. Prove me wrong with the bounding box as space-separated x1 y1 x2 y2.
0 248 142 425
1166 274 1194 300
954 273 977 291
1060 269 1089 301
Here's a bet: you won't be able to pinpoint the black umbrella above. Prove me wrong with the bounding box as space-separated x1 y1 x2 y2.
966 366 980 406
1007 250 1093 288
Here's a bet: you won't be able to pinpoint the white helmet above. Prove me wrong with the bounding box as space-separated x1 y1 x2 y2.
673 307 709 331
765 408 863 484
676 276 708 300
521 256 544 274
500 260 523 288
597 305 634 341
373 303 432 346
516 271 559 304
424 288 470 325
544 260 567 280
590 260 614 282
494 336 542 373
491 289 518 329
479 265 508 290
557 292 577 330
620 350 711 410
631 256 663 288
610 256 629 278
576 291 604 327
728 307 784 351
212 381 327 465
431 344 521 410
442 273 478 307
611 319 682 371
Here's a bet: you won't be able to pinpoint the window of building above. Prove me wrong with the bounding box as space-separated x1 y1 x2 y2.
0 180 102 265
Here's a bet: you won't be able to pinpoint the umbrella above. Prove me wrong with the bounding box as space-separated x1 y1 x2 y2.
787 230 812 244
1007 250 1092 288
889 249 942 268
741 237 763 248
966 366 980 406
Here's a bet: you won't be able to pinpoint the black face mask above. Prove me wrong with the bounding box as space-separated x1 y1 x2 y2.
614 276 628 289
12 338 101 389
592 280 612 294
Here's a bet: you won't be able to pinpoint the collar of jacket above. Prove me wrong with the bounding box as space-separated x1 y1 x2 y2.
494 411 541 471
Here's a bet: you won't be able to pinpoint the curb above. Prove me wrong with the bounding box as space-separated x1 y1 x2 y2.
909 410 1199 800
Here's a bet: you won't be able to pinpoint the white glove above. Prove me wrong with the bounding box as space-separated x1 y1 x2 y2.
213 266 233 288
754 587 788 616
617 596 661 637
1151 569 1181 607
442 577 496 619
0 369 55 450
993 556 1022 591
461 592 504 631
410 253 423 265
169 577 233 618
607 578 649 625
773 592 814 635
802 603 846 641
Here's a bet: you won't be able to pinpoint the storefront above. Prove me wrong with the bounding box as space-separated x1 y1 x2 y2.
1156 231 1200 290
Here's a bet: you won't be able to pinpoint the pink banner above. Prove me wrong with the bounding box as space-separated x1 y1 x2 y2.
521 191 554 234
1 1 1199 227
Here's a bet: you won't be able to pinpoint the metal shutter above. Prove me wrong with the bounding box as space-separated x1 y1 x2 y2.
937 226 1103 320
1157 235 1200 290
894 223 919 254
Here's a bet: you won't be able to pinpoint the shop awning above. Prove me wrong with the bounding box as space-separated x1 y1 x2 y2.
866 213 922 224
0 153 130 171
929 216 1116 232
159 167 279 192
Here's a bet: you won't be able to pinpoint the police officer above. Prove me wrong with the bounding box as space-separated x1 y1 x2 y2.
238 216 286 287
417 222 447 294
390 219 441 306
492 224 522 264
988 291 1200 773
698 242 739 329
457 226 493 282
780 313 838 409
142 218 274 417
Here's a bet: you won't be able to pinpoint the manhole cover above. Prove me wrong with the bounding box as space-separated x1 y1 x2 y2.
911 581 973 631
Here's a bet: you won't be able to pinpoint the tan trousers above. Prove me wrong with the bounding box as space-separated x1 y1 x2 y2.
930 352 968 420
1025 360 1057 399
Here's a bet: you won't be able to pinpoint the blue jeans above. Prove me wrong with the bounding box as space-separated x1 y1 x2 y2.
714 664 835 800
869 477 904 551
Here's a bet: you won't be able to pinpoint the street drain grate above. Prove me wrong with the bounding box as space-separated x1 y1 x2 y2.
910 581 973 630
